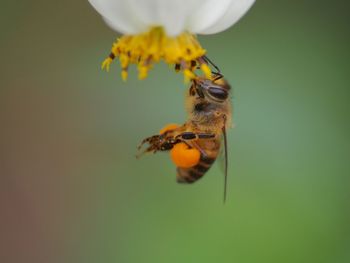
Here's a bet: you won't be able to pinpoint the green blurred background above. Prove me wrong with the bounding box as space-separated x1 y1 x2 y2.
1 0 349 262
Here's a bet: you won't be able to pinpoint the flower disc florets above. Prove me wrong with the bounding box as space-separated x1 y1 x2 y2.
102 27 212 81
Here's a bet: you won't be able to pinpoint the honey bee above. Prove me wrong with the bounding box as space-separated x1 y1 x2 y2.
137 71 232 201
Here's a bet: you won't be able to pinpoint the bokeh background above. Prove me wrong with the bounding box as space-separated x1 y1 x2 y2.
1 0 349 262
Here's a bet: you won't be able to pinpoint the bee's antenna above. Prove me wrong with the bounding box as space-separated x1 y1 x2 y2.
213 72 223 81
203 56 221 73
202 56 223 81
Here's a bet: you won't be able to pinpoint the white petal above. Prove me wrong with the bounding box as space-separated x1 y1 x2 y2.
88 0 147 34
186 0 233 33
197 0 255 35
127 0 202 36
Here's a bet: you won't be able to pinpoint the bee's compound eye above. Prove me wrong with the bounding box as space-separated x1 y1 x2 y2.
208 87 228 100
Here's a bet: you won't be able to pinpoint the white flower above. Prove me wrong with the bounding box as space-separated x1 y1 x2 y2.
88 0 255 80
89 0 255 36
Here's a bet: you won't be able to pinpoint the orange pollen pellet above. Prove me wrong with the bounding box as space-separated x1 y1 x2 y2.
159 123 179 135
170 142 200 168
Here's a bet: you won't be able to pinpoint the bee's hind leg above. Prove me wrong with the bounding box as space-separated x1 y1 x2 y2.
175 132 215 141
137 135 161 150
136 135 162 158
174 132 215 158
135 146 155 159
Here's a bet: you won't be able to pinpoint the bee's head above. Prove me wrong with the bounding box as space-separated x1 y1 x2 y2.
190 77 231 103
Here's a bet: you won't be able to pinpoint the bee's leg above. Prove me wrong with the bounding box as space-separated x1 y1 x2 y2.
136 133 179 158
136 148 153 159
175 132 215 141
184 140 208 159
136 143 159 159
136 134 164 158
137 135 160 150
174 132 215 159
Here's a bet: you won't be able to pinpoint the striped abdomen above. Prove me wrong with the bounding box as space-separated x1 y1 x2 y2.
176 139 220 183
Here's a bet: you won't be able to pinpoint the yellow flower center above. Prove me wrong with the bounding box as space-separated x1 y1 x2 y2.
101 26 212 81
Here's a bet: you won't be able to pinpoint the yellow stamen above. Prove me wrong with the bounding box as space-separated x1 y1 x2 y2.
101 57 113 72
121 70 128 82
102 26 210 81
